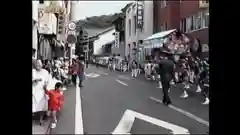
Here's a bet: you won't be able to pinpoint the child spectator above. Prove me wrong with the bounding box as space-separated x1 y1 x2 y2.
44 82 64 129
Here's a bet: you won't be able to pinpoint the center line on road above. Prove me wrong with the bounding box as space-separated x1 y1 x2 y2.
95 70 108 75
116 79 128 86
75 78 84 134
118 75 130 80
149 96 209 127
100 72 108 75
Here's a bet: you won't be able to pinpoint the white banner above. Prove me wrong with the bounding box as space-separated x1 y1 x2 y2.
38 13 57 35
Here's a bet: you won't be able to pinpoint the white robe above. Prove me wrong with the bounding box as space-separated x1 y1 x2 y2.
145 63 152 76
32 69 50 113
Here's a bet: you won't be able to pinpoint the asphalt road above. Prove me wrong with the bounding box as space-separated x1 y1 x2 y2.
51 65 209 134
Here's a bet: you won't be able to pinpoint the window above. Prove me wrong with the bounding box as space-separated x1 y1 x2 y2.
134 16 137 35
133 42 136 48
127 8 131 14
190 16 194 31
132 4 136 12
160 0 167 8
44 47 47 58
186 17 191 32
195 12 202 30
183 10 209 33
164 23 167 30
186 16 194 32
180 19 186 32
129 19 131 36
202 9 209 28
160 22 167 31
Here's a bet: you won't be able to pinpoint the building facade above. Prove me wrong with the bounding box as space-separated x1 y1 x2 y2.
112 14 125 59
93 27 116 56
179 1 209 47
32 1 39 58
34 0 72 59
153 0 209 48
125 1 153 62
153 1 180 33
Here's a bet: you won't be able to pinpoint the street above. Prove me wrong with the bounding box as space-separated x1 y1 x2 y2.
51 65 209 134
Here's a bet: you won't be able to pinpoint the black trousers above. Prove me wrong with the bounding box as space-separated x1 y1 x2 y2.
72 74 77 85
200 84 209 98
161 78 171 103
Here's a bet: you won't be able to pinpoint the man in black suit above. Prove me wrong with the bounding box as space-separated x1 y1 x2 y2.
158 51 175 105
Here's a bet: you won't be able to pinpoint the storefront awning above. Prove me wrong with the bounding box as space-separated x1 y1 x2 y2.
140 43 163 49
144 29 176 41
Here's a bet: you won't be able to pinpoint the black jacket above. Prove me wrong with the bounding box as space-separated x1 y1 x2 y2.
158 59 175 82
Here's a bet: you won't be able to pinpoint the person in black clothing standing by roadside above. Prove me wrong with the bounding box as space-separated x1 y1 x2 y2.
70 59 78 86
157 50 175 105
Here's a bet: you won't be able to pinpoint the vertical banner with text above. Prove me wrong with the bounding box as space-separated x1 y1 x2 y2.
114 31 120 48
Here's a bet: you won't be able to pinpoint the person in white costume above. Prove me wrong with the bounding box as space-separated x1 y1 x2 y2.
144 61 152 80
32 60 50 125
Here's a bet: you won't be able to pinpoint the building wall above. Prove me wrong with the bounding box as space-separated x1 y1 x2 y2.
153 1 180 32
153 0 209 45
125 1 153 61
93 29 116 55
112 41 125 58
111 22 125 58
32 1 39 58
180 1 209 45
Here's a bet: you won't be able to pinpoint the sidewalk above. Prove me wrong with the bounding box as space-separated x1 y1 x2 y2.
32 114 51 134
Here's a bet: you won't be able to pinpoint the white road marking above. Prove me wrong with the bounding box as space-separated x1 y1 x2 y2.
85 73 100 78
97 71 108 75
116 79 128 86
118 75 130 80
149 96 209 127
112 109 189 134
75 78 84 134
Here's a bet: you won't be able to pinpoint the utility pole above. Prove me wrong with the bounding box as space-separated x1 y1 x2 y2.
81 31 89 68
85 37 89 68
66 21 77 66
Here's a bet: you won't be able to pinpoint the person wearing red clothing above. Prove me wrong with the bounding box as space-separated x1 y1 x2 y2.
44 82 64 129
